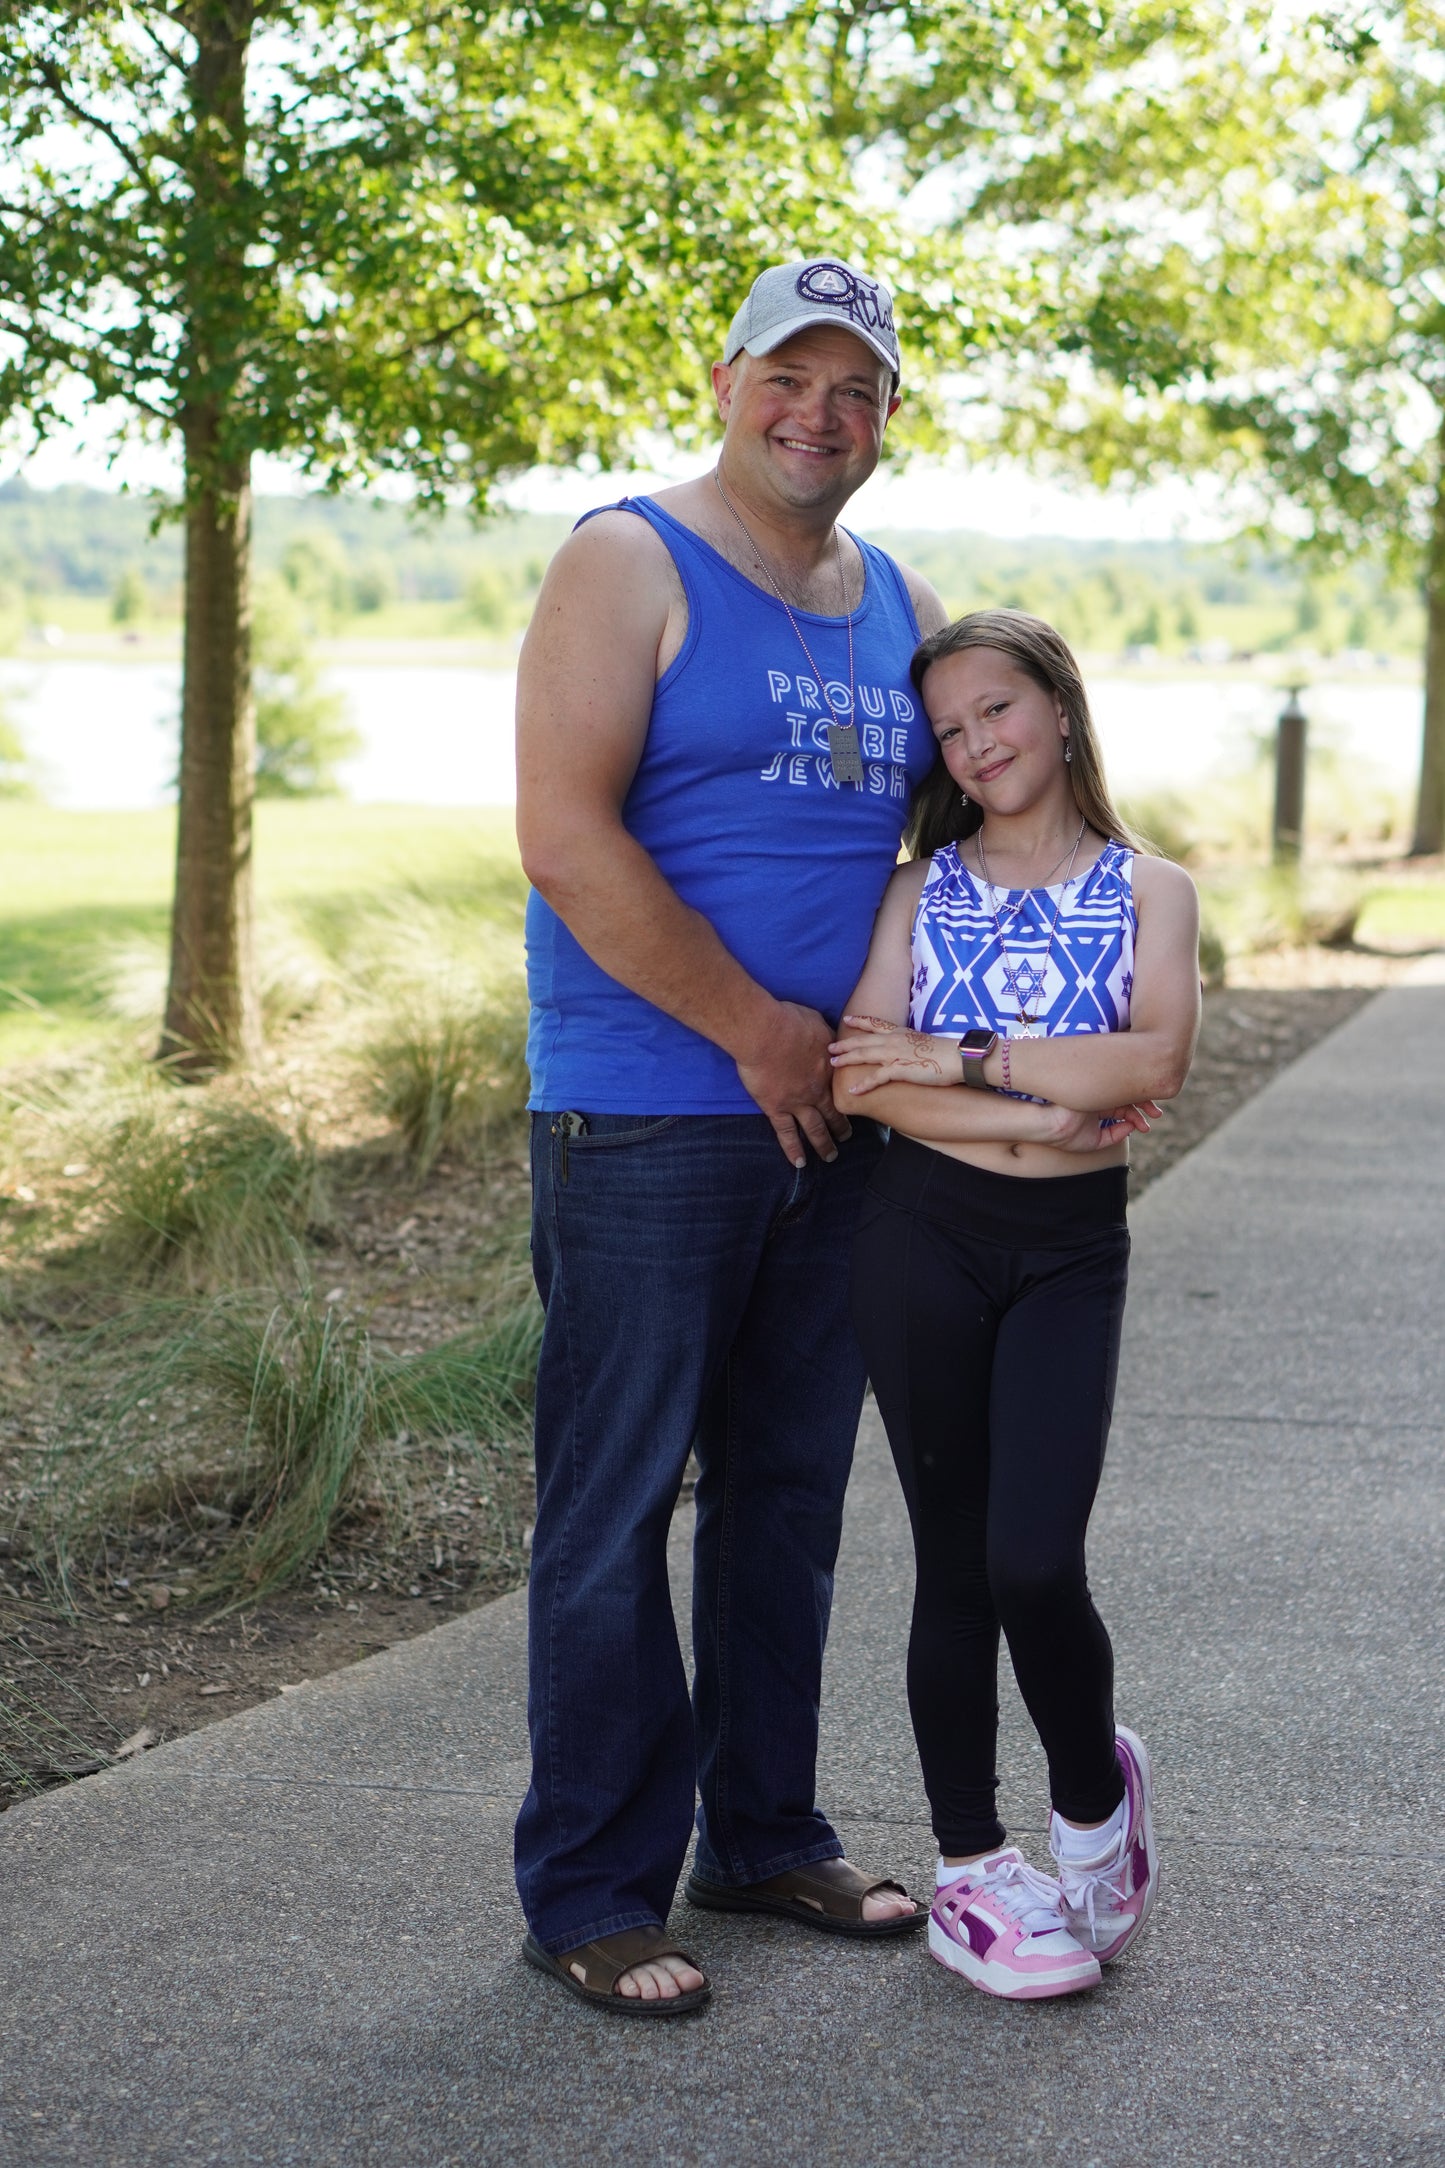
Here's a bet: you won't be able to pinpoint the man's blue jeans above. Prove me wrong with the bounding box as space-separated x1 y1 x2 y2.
515 1109 882 1955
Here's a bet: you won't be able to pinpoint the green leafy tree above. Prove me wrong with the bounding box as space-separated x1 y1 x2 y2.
890 1 1445 850
111 563 147 625
279 534 352 635
0 1 957 1068
252 581 359 797
348 554 393 616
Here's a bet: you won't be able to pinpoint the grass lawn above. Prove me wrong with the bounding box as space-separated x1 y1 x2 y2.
5 799 1443 1069
0 802 524 1065
1355 880 1445 947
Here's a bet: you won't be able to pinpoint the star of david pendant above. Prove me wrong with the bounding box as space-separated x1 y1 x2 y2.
1015 1019 1045 1038
827 722 865 785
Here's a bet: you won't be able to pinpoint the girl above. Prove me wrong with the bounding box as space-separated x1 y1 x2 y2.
829 610 1200 2001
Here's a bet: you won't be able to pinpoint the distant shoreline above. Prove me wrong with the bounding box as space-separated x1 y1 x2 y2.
0 630 1425 688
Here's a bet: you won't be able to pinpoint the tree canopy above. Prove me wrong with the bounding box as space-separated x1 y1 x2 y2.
0 0 958 1064
899 0 1445 849
0 2 948 501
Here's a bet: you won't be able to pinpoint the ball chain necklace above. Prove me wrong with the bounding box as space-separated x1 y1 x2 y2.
976 814 1087 1037
712 469 864 785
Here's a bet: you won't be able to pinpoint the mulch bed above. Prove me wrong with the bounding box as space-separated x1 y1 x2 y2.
0 977 1385 1810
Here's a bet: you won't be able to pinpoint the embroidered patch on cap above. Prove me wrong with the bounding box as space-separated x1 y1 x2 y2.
795 261 896 347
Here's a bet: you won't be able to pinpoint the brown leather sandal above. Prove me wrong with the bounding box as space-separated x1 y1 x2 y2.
684 1855 927 1937
521 1926 712 2017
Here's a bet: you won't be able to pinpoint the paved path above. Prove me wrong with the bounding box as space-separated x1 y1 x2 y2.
3 984 1443 2168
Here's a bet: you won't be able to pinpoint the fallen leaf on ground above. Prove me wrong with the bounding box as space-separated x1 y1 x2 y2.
197 1684 233 1697
149 1585 171 1610
278 1682 307 1694
112 1727 156 1761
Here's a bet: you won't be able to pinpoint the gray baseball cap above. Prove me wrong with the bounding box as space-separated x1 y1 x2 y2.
723 258 900 386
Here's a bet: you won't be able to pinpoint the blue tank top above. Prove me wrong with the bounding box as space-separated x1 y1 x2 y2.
525 496 934 1113
909 840 1138 1040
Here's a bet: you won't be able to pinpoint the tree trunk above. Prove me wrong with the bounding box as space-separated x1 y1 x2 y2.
1410 418 1445 858
159 421 259 1069
158 0 259 1068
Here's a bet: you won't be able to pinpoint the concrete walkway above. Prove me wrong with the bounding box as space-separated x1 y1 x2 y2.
3 983 1443 2168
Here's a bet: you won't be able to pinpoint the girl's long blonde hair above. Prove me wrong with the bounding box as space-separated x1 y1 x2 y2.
902 608 1153 863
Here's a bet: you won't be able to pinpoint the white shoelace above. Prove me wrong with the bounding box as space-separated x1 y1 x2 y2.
1057 1850 1129 1936
963 1853 1069 1937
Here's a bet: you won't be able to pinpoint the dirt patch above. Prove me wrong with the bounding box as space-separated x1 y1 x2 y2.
0 973 1399 1810
0 1584 478 1793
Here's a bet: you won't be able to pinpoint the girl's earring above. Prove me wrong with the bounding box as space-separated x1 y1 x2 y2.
959 788 970 806
1063 738 1072 764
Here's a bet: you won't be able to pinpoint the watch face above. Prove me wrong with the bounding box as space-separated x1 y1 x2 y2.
959 1029 996 1054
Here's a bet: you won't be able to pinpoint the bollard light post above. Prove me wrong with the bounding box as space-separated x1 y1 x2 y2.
1273 686 1308 863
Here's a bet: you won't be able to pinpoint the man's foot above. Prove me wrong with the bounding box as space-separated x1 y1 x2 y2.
1050 1724 1159 1963
685 1855 926 1936
862 1878 917 1924
602 1952 707 2002
929 1848 1101 2000
521 1929 711 2018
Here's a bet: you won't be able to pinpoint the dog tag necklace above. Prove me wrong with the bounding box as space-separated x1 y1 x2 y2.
976 816 1086 1036
712 470 864 785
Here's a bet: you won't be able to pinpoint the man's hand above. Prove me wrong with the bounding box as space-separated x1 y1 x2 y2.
736 1001 853 1169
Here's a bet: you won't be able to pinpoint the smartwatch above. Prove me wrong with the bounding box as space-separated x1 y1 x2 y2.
958 1028 999 1088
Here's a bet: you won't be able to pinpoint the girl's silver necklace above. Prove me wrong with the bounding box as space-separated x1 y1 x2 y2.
712 469 863 785
976 816 1087 1036
977 827 1086 917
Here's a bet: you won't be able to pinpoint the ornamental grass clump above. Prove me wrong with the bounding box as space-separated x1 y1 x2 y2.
25 1283 541 1609
77 1094 326 1287
365 991 530 1176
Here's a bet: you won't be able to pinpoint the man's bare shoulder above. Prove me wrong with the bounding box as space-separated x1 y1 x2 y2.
547 506 676 589
894 559 950 638
532 506 687 660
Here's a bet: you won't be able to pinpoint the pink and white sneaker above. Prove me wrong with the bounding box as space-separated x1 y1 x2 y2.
929 1848 1101 2000
1051 1724 1159 1963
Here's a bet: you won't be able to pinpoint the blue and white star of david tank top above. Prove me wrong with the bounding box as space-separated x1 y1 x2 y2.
908 839 1138 1041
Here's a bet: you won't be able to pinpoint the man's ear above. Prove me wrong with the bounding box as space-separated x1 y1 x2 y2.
712 360 735 421
884 390 903 425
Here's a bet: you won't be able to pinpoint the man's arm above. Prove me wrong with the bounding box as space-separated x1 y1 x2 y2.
515 511 850 1169
899 562 949 641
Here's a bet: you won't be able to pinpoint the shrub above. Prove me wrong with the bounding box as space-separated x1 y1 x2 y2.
25 1284 540 1606
0 702 33 801
253 580 361 797
1199 864 1365 961
365 991 529 1175
74 1093 325 1286
1198 919 1228 989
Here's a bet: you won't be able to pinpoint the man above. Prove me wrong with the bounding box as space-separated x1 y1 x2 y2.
514 257 948 2015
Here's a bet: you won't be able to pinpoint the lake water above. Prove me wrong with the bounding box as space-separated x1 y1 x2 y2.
0 655 1424 811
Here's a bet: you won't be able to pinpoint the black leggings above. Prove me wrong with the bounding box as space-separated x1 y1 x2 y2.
852 1134 1130 1856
